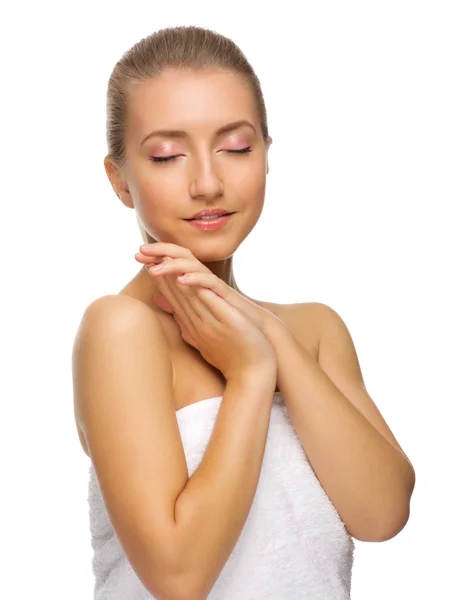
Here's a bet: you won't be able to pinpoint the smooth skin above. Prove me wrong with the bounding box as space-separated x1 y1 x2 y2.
74 68 284 599
75 291 277 599
105 68 272 308
75 66 415 599
134 241 284 341
132 249 278 380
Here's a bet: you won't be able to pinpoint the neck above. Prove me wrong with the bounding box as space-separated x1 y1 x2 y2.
201 254 247 298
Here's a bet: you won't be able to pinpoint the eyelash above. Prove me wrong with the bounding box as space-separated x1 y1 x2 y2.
150 146 253 164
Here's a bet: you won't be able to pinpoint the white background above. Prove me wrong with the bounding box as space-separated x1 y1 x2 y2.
1 1 473 598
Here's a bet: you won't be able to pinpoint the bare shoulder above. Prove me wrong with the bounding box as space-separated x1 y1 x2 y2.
302 301 356 362
73 293 169 351
72 293 170 388
72 294 171 450
256 298 316 319
257 299 321 355
77 293 161 328
261 300 352 359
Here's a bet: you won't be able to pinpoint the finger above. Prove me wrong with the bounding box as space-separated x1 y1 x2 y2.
192 287 243 325
165 268 244 327
155 270 214 340
147 258 186 313
147 257 219 327
175 277 223 322
162 273 245 336
176 271 229 299
176 272 241 312
135 253 166 266
166 273 218 325
139 242 193 260
148 257 209 277
147 256 213 319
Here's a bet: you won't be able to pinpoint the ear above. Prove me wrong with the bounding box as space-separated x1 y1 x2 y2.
104 155 134 209
266 136 273 174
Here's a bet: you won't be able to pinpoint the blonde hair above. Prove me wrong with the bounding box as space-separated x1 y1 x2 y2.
104 25 271 244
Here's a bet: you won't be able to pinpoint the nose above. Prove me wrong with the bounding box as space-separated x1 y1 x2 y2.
189 155 224 200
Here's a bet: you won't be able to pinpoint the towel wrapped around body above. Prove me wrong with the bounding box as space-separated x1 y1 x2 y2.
88 392 355 599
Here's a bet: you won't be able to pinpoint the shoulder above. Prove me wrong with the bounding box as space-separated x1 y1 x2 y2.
257 298 342 326
258 300 322 357
304 301 356 360
306 301 348 329
307 301 354 336
84 292 155 314
73 295 169 358
76 294 163 331
72 295 172 430
274 301 355 363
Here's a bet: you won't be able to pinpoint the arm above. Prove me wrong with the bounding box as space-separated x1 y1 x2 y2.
174 372 276 599
73 295 276 600
262 303 416 543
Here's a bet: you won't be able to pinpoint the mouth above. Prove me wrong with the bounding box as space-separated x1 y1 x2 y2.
184 212 236 230
184 212 235 221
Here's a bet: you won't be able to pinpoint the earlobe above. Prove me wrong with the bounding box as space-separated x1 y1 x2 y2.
266 137 272 174
117 187 134 209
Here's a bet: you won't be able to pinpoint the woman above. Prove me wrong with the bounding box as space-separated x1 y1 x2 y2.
73 25 415 599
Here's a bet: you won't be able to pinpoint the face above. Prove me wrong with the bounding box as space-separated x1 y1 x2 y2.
110 68 271 262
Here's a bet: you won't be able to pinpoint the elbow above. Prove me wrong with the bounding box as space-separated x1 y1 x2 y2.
167 564 214 600
350 486 413 543
354 505 411 543
361 468 416 543
152 519 212 600
374 509 411 542
151 554 209 600
174 568 212 600
149 573 206 600
173 579 210 600
374 467 415 542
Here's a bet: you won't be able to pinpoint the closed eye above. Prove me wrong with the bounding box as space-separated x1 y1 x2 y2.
228 146 253 155
150 147 253 164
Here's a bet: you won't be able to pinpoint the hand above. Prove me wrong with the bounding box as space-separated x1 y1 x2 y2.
135 242 286 338
135 243 278 380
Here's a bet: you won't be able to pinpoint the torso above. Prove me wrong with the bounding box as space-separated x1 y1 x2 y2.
76 284 319 458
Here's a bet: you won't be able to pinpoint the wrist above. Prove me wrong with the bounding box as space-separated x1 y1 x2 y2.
227 365 277 388
263 313 291 343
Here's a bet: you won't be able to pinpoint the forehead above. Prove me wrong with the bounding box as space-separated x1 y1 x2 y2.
127 69 258 141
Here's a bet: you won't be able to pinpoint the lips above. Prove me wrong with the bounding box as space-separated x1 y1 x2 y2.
186 212 234 220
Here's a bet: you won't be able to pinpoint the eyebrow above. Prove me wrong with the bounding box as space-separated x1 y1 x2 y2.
140 119 256 146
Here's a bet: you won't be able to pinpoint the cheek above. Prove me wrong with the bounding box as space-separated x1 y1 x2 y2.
239 168 267 202
136 176 182 215
133 181 184 242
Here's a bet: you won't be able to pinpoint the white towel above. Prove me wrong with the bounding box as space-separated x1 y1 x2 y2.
88 392 354 599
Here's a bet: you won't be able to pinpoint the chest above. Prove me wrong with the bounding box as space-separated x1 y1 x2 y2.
77 302 319 457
